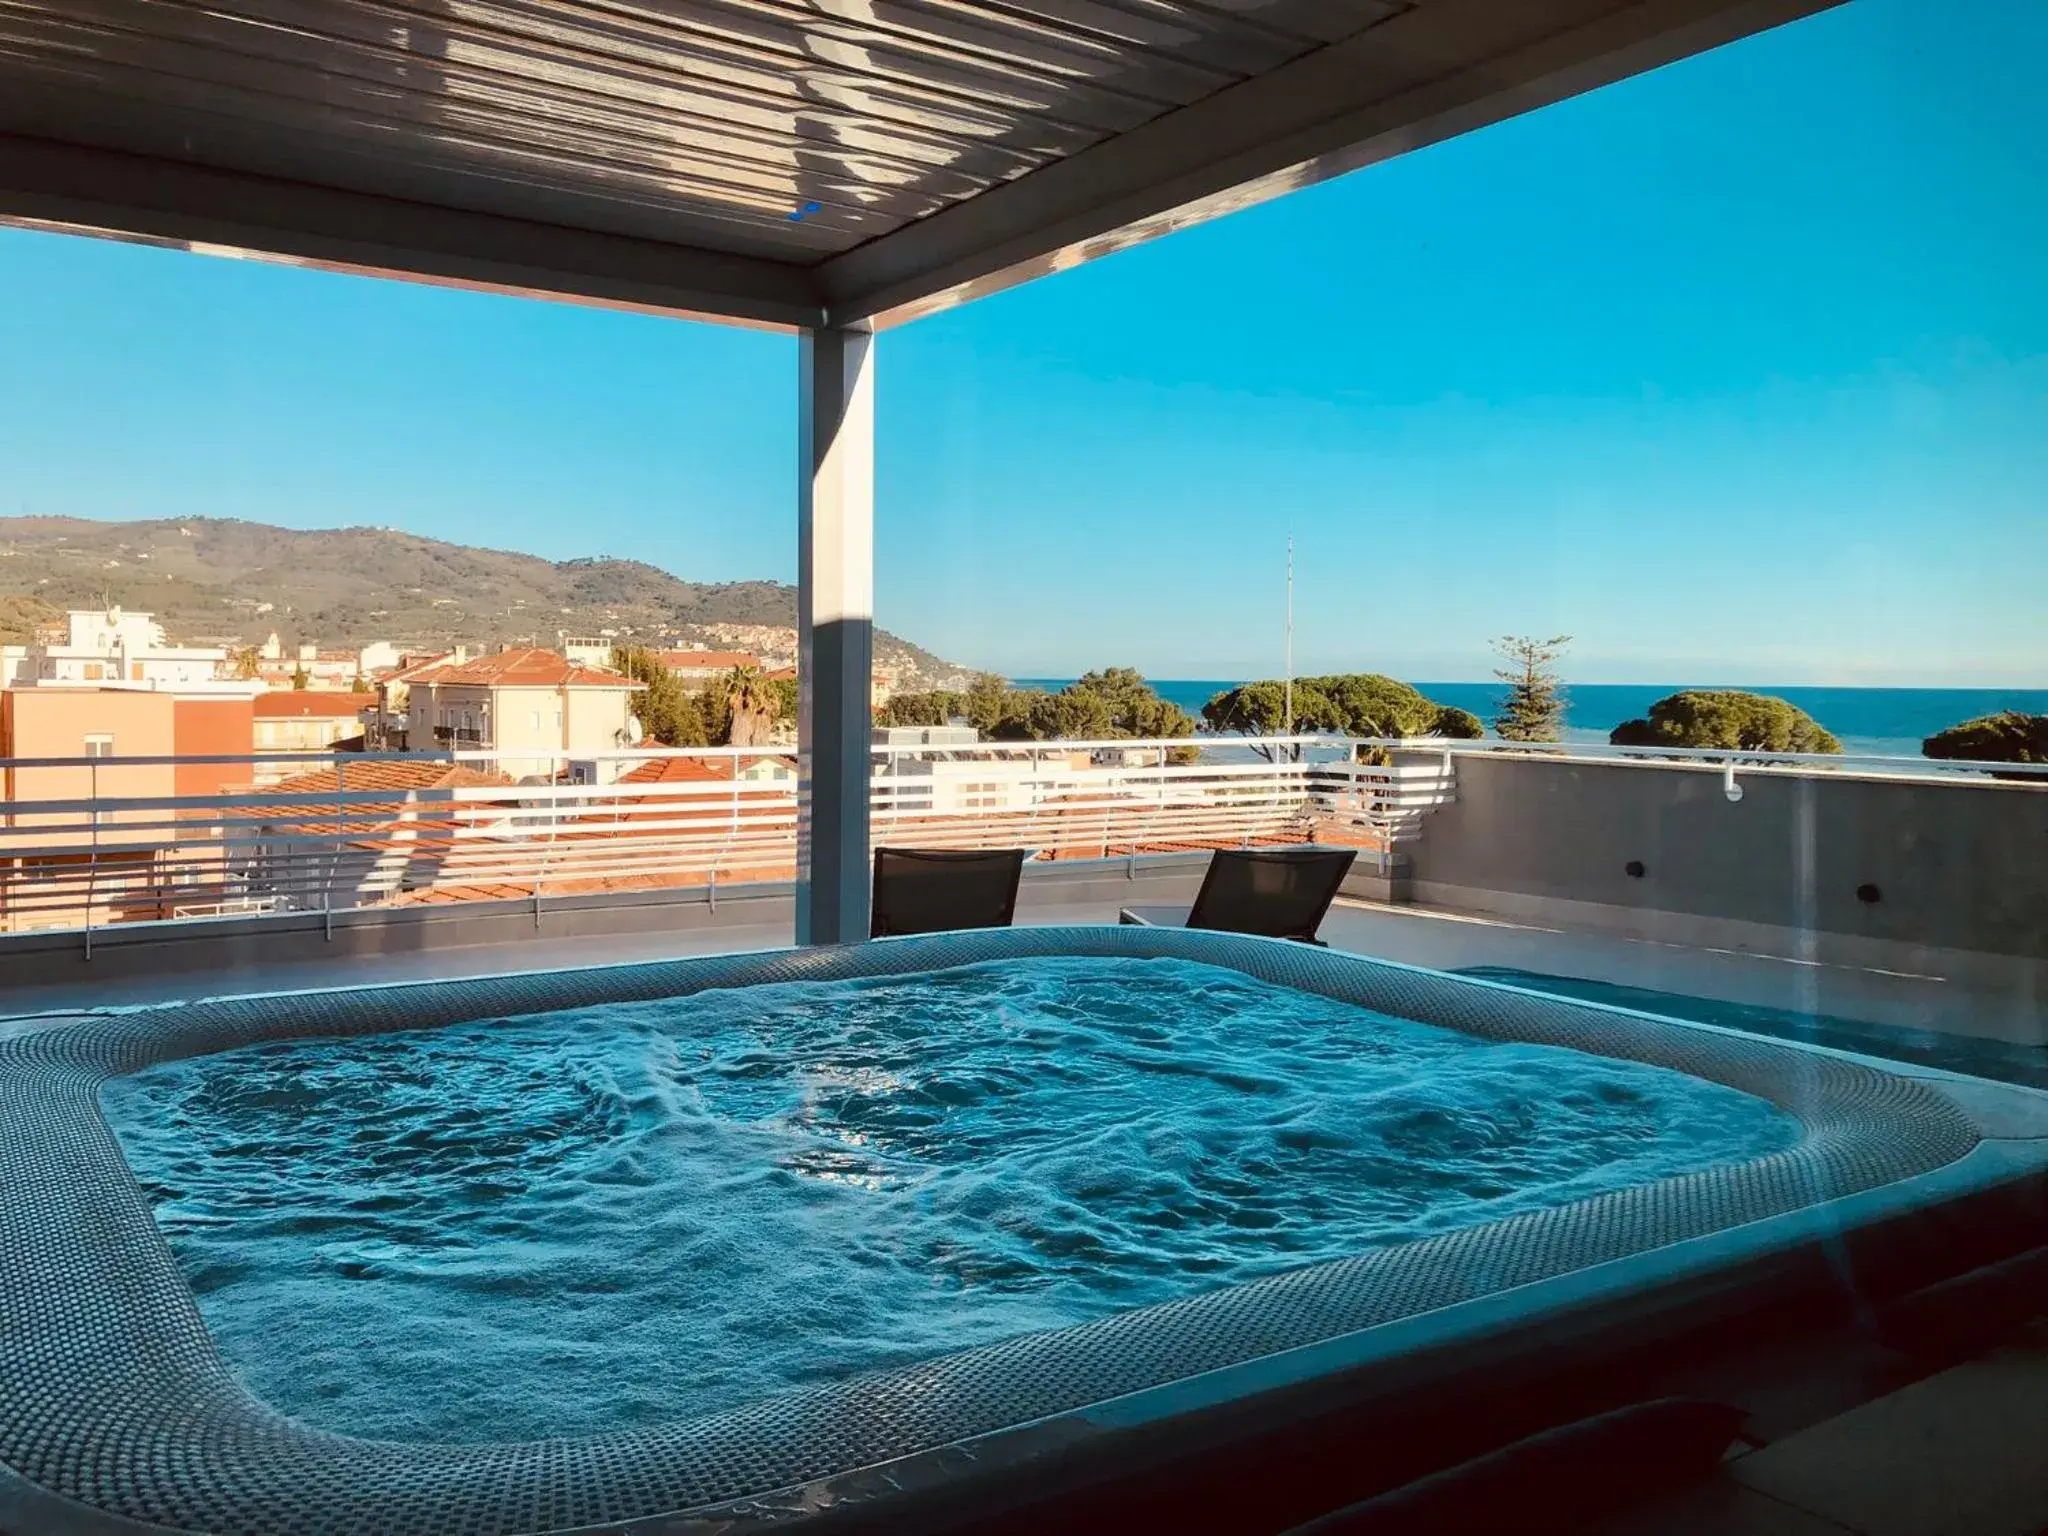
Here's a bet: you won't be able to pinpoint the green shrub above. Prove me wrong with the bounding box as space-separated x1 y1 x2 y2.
1922 711 2048 765
1202 674 1474 740
1432 706 1484 739
894 669 1194 743
1609 690 1841 754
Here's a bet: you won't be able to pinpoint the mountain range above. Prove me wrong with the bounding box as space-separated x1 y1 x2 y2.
0 518 972 686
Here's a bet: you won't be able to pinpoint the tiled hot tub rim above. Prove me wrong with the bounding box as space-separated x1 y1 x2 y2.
0 926 1987 1536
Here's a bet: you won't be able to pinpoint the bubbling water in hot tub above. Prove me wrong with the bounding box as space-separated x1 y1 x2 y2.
101 956 1798 1442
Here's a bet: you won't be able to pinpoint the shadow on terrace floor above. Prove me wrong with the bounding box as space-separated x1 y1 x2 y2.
0 894 1141 1019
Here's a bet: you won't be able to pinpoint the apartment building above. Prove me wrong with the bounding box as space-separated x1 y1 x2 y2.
10 608 251 693
394 648 645 781
251 692 376 784
0 687 255 931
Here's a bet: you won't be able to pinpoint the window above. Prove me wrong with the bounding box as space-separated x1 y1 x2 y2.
529 712 541 731
83 734 114 758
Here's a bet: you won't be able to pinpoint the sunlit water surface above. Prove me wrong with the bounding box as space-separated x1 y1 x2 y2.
103 957 1797 1442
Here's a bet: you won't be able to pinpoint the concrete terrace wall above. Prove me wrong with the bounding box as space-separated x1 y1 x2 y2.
1403 753 2046 1034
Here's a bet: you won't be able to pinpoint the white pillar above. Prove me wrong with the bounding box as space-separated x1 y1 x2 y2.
796 324 875 944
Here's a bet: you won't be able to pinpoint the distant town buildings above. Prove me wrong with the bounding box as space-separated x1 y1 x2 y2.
249 633 396 691
0 610 986 931
657 649 761 684
874 724 982 749
3 608 257 695
234 759 517 915
544 630 950 714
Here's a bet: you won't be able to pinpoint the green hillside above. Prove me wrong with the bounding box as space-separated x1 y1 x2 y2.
0 517 966 680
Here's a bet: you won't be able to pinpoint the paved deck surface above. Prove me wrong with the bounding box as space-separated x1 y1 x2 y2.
1589 1334 2048 1536
0 899 1133 1018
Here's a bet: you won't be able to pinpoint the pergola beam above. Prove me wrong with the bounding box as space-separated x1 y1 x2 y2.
0 133 825 332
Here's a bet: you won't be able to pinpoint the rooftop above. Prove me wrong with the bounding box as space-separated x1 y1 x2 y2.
399 648 644 690
253 691 377 718
258 760 513 797
618 754 734 785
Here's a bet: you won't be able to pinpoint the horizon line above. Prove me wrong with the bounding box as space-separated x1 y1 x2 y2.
1007 674 2048 693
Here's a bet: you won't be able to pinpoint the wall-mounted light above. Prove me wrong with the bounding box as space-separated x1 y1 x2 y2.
1625 860 1646 879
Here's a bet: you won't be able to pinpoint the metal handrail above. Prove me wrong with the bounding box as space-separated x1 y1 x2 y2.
1345 736 2048 780
1 739 1385 935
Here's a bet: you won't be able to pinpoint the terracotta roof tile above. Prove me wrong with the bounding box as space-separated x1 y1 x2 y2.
619 755 734 784
259 761 512 796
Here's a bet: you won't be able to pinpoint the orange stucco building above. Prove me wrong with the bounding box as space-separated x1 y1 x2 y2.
2 689 255 930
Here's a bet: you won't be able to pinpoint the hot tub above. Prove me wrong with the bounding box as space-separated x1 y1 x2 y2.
3 925 2044 1536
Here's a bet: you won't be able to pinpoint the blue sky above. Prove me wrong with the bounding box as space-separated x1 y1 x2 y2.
2 0 2043 686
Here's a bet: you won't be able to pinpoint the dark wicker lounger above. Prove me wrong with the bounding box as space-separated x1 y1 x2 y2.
870 846 1028 938
1121 845 1357 945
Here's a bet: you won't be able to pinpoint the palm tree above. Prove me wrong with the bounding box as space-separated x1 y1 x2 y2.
227 646 261 680
721 666 776 747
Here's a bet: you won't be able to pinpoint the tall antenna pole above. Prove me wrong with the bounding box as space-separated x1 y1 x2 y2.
1283 532 1295 741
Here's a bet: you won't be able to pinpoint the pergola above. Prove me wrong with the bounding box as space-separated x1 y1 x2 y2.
0 0 1836 942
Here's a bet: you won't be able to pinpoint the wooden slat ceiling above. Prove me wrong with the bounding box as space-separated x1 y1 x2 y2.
0 0 1404 262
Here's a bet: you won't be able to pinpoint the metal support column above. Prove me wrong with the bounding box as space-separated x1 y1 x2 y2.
796 324 875 944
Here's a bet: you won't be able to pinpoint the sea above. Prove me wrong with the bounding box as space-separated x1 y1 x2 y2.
1014 680 2048 760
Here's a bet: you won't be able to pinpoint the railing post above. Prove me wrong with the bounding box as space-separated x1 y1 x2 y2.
325 757 343 941
83 755 98 959
796 323 875 945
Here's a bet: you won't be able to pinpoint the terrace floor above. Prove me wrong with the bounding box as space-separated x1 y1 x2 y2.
0 890 1134 1020
1587 1327 2048 1536
7 893 2045 1090
0 912 798 1020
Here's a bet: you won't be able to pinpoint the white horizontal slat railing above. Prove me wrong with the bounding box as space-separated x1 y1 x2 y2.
0 738 1382 938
